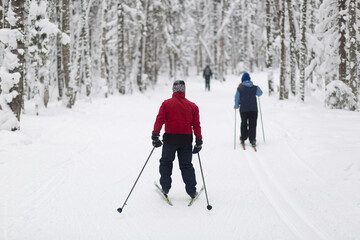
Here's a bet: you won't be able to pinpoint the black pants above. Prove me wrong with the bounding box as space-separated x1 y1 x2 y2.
159 142 197 195
205 77 210 91
240 111 258 143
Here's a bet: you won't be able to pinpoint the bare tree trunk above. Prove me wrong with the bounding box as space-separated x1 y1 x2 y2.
82 0 91 97
56 0 64 100
101 0 109 97
286 0 297 96
299 0 308 102
358 1 360 93
243 0 250 72
62 0 73 108
213 0 219 79
279 0 286 100
266 0 274 95
338 0 347 83
117 1 126 94
348 0 357 109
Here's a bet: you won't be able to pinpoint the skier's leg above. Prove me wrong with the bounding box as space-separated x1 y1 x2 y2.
206 77 210 91
240 112 249 141
177 145 197 196
248 111 258 144
159 142 177 192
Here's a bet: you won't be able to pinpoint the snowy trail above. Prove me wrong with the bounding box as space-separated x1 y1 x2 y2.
1 73 360 239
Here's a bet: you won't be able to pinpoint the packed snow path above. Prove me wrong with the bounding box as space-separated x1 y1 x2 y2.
1 73 360 240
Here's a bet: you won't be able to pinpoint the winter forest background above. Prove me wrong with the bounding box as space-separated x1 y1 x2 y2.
0 0 359 131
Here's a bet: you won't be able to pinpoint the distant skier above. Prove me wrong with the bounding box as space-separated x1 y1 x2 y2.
203 65 213 91
234 72 263 147
152 80 203 199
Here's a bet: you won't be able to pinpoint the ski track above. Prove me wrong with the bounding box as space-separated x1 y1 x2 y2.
245 148 329 240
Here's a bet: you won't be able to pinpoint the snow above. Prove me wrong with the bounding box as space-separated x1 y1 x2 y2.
1 72 360 239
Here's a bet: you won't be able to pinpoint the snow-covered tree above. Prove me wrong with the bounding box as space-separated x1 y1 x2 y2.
0 0 24 131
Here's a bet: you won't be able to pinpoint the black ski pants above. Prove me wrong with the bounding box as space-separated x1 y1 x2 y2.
159 142 197 196
205 76 210 91
240 111 258 144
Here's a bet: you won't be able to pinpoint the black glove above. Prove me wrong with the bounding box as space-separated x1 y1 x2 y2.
192 139 203 154
152 134 162 148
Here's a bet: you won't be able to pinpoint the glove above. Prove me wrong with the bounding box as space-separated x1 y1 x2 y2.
152 134 162 148
192 139 203 154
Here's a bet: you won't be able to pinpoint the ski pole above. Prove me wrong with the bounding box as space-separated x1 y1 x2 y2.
234 109 236 149
258 96 266 144
197 153 212 211
117 147 156 214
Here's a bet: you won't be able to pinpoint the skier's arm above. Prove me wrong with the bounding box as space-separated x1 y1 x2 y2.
234 90 240 109
256 87 263 96
192 105 202 141
152 102 166 135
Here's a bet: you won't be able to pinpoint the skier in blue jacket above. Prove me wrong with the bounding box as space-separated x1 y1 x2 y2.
234 72 263 147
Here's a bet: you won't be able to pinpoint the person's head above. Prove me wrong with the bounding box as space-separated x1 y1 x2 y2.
241 72 251 82
173 80 185 94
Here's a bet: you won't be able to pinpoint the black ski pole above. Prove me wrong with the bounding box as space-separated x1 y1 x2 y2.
117 147 155 214
197 153 212 211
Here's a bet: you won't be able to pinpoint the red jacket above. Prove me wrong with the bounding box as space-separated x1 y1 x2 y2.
152 92 202 141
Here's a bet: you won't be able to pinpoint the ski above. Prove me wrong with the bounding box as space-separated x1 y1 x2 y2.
188 186 205 206
154 181 173 206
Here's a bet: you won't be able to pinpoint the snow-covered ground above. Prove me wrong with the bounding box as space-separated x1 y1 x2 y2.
1 72 360 240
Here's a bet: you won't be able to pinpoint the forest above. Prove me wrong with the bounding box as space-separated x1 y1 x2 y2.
0 0 359 131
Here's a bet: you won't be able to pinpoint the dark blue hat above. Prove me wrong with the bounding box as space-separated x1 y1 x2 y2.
241 72 251 82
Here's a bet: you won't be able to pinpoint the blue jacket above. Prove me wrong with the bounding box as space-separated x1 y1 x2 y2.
234 80 263 112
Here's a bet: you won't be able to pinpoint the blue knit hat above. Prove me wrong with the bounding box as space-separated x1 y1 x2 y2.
173 80 185 93
241 72 251 82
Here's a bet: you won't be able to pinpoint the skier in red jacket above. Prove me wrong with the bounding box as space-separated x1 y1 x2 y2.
152 80 203 198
